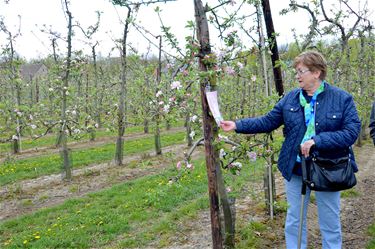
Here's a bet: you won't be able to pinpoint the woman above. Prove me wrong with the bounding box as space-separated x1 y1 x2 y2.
220 51 360 248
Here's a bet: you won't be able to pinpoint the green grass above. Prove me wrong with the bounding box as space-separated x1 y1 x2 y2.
368 223 375 249
0 154 267 249
0 120 184 154
0 131 186 186
341 188 360 198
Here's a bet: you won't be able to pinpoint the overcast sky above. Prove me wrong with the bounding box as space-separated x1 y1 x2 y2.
0 0 373 60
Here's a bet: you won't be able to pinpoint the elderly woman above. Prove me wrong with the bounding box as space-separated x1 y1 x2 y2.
220 51 360 248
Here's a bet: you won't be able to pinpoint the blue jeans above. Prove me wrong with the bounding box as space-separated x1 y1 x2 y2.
284 174 342 249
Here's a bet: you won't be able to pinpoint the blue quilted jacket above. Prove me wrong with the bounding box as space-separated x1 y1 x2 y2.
235 82 361 181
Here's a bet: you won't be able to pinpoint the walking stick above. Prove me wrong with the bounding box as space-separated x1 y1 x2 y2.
298 153 308 249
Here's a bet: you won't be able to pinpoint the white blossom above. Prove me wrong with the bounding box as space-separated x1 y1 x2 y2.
30 124 37 129
218 134 228 140
73 128 81 134
219 148 226 159
12 135 19 140
49 88 54 92
189 130 195 139
71 110 77 116
170 81 182 90
190 115 198 122
186 162 194 170
156 90 163 97
237 62 243 69
251 75 257 82
163 104 170 113
232 162 242 168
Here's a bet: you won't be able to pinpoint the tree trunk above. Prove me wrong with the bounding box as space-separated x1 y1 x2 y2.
217 164 235 248
194 1 223 248
263 161 276 218
60 0 73 181
154 35 163 155
92 44 101 128
115 6 131 166
185 113 193 147
155 116 162 155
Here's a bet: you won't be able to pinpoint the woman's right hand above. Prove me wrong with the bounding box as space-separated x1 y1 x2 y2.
220 121 236 132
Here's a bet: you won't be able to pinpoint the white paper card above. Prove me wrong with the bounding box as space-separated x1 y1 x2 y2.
206 90 223 126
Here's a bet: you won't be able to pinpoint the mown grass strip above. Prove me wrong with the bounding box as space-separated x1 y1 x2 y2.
0 158 208 248
0 155 266 249
0 121 184 154
0 131 186 186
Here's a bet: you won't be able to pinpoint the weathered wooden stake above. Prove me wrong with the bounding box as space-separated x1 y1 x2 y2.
194 0 223 248
261 0 284 96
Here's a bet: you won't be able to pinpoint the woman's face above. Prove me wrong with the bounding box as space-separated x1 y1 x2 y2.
295 63 320 94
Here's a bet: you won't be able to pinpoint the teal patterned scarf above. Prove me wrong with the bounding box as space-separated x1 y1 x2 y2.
296 82 325 162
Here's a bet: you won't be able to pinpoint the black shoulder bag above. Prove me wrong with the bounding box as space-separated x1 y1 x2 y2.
301 151 357 192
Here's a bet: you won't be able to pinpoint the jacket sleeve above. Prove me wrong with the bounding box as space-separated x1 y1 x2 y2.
313 95 361 150
235 96 285 134
369 101 375 145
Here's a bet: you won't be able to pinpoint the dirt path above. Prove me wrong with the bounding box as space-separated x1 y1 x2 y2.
0 142 200 221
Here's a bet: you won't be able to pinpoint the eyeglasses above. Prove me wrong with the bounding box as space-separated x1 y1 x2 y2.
295 68 310 76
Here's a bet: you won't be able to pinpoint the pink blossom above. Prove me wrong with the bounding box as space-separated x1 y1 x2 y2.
247 151 257 162
226 187 232 193
176 161 182 170
251 75 257 82
225 66 236 76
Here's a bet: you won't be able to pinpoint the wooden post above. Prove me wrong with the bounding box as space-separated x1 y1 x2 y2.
261 0 284 96
194 1 223 248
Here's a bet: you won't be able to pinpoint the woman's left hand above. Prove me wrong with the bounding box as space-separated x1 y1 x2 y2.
301 139 315 157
